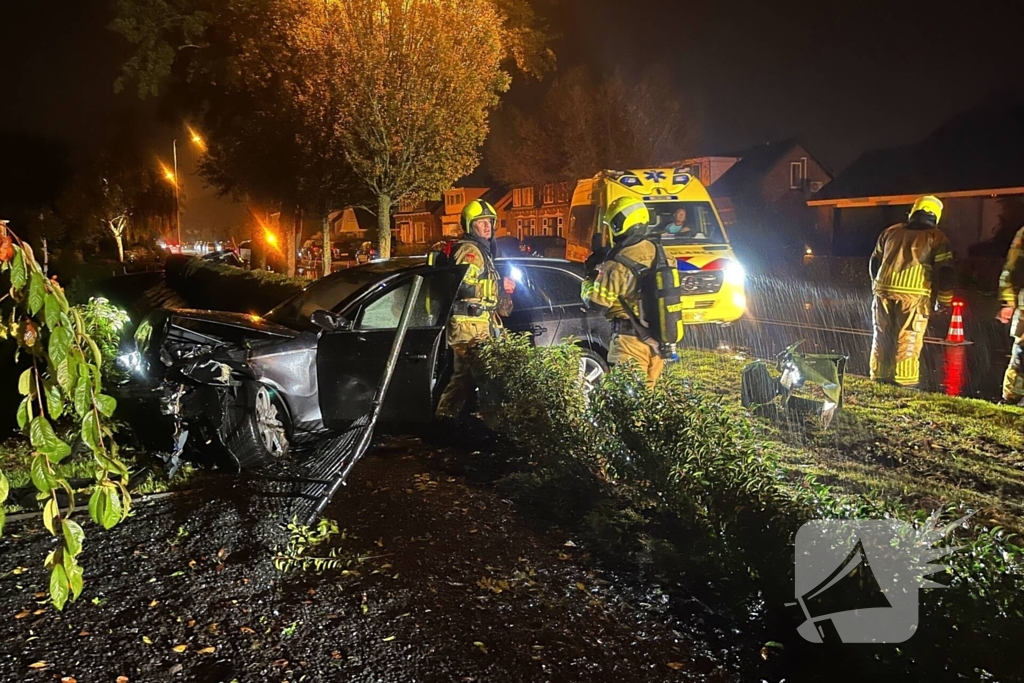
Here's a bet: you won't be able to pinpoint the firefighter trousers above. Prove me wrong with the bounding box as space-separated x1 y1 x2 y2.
435 342 480 420
869 294 930 387
1002 336 1024 401
609 333 664 388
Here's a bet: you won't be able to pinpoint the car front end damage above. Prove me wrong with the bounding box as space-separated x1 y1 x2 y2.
118 309 309 472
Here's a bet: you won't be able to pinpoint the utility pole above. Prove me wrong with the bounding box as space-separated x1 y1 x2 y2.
173 139 182 247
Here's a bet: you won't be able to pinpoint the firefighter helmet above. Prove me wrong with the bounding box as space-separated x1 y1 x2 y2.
909 195 943 226
606 197 650 244
461 200 498 234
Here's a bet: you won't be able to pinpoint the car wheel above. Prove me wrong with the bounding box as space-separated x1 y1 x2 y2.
222 381 289 469
579 349 608 393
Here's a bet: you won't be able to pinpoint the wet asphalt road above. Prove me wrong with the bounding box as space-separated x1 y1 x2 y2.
0 439 742 683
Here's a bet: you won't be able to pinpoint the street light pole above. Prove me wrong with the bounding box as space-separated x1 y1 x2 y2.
173 139 181 247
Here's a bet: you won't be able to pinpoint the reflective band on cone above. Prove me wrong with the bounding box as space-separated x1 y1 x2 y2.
946 301 965 344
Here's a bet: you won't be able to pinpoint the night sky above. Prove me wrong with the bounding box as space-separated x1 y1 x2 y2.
2 0 1022 202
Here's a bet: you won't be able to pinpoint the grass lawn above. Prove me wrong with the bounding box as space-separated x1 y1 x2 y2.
673 348 1024 537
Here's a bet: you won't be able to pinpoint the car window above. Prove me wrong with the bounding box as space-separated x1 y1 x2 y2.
354 271 460 330
502 265 582 312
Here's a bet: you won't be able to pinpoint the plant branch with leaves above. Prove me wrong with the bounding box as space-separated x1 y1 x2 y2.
0 224 131 610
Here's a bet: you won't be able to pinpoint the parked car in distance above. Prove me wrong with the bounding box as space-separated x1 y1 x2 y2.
117 257 610 470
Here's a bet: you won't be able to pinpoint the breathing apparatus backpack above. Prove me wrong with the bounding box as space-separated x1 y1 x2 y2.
612 238 685 359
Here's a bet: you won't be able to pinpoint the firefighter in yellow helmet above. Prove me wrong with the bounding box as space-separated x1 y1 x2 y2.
997 224 1024 403
868 195 954 388
582 197 676 388
434 199 515 421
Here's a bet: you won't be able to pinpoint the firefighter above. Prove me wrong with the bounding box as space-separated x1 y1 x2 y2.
997 225 1024 403
434 200 515 421
868 195 954 388
582 197 676 387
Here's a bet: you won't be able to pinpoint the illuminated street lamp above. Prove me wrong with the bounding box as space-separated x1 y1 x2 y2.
163 128 207 248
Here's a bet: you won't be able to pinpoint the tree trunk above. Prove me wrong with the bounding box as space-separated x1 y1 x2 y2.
377 193 392 260
41 239 49 276
110 222 125 263
322 212 332 278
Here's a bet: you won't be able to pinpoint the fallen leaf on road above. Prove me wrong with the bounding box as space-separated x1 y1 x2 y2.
667 662 684 670
575 582 586 591
564 540 577 547
172 644 188 653
34 592 46 599
61 677 77 682
142 636 152 645
557 553 570 561
472 641 488 654
15 610 30 619
198 647 216 654
382 635 396 642
117 677 129 683
78 630 90 637
149 600 159 608
217 548 227 559
28 661 47 669
240 626 255 634
332 651 341 659
33 609 45 615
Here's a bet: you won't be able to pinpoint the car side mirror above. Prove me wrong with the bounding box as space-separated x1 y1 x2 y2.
310 309 349 332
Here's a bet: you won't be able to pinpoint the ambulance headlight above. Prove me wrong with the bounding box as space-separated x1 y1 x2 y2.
723 260 746 285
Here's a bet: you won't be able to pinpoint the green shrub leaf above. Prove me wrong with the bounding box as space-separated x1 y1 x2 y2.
81 412 101 455
48 326 71 366
49 561 69 611
95 394 117 418
43 497 59 535
30 456 56 495
28 272 46 315
10 247 27 289
62 519 84 556
30 416 71 461
44 380 63 420
17 368 32 396
17 397 31 430
0 471 9 505
44 293 61 329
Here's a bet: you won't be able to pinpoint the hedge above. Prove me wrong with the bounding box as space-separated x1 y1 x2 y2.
164 255 306 314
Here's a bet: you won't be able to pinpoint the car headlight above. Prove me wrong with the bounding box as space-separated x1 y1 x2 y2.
723 260 746 285
117 350 143 375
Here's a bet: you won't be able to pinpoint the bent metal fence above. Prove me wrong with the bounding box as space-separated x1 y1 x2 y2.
281 275 425 526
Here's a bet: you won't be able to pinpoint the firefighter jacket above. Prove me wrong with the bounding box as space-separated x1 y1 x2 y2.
999 226 1024 337
869 222 954 304
446 237 505 346
583 239 677 322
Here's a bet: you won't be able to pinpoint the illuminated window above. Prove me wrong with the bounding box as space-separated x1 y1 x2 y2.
790 158 808 189
542 184 556 204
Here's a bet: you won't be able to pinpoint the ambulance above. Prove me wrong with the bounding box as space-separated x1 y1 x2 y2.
566 168 746 324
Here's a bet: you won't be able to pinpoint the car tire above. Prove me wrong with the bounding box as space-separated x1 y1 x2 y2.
579 348 608 393
221 381 289 469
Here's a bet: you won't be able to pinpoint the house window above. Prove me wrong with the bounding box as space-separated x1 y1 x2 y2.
398 221 412 243
542 184 556 205
414 221 425 243
446 191 464 207
557 216 564 236
556 182 570 203
790 158 807 189
513 187 535 208
516 218 524 240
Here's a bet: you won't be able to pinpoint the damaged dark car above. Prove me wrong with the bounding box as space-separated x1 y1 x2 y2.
117 257 611 471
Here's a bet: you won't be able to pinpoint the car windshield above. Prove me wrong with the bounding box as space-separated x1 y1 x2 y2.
265 260 419 329
645 201 726 244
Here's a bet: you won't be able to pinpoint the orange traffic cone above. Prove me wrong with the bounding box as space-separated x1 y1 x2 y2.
945 300 965 343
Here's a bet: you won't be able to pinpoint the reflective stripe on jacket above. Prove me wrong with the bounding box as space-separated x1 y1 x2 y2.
870 222 954 304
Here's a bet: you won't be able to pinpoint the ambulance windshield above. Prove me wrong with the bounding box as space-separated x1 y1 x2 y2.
647 202 725 244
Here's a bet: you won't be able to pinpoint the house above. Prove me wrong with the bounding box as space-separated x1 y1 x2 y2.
328 207 376 242
394 198 444 246
501 182 572 240
808 94 1024 258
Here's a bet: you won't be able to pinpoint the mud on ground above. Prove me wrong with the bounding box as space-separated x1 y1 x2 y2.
0 438 744 682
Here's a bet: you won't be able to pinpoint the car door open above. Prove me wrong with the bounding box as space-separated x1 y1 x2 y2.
316 266 465 429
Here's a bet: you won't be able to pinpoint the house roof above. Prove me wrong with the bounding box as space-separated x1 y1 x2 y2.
710 138 817 197
812 92 1024 204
